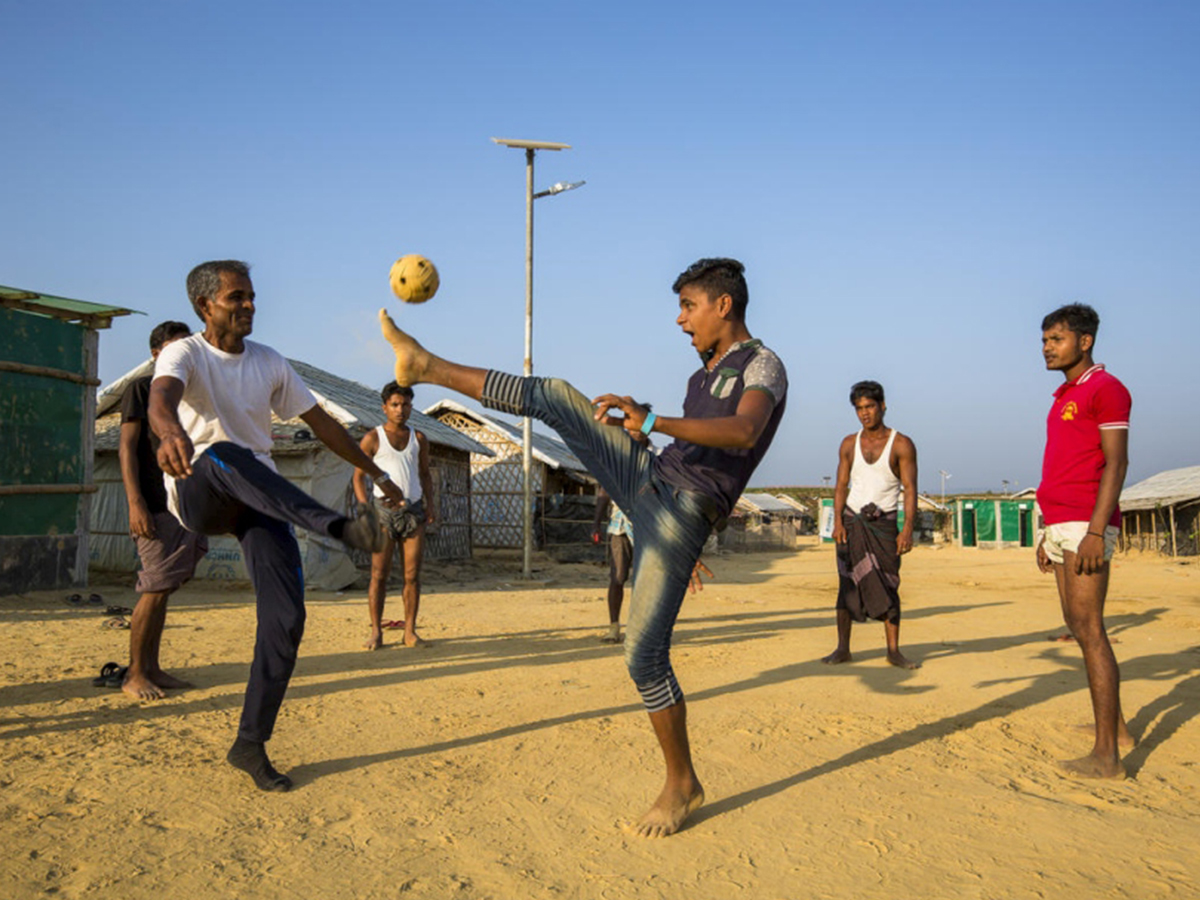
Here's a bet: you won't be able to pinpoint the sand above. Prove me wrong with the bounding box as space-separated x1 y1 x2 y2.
2 540 1199 899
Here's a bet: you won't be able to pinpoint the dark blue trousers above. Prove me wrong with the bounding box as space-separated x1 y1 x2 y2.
176 442 346 743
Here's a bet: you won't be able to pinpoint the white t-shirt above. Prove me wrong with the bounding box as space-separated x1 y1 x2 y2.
154 334 317 514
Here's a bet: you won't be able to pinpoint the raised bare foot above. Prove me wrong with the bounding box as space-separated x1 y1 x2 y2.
1059 754 1126 780
631 782 705 838
150 670 193 690
887 650 921 670
1069 722 1136 750
363 631 384 651
822 648 852 664
379 309 433 387
122 670 165 700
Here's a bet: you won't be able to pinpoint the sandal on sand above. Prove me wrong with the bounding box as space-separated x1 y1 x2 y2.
104 606 133 616
102 617 130 630
92 662 128 688
88 593 104 604
65 593 84 606
381 620 406 630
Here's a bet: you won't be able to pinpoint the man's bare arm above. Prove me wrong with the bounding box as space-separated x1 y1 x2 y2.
896 434 918 555
351 430 380 505
832 434 855 545
1076 428 1129 576
149 376 194 478
119 420 156 539
591 389 775 449
417 432 436 525
299 405 405 507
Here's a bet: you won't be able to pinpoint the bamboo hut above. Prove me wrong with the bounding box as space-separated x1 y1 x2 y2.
1119 465 1200 557
423 400 597 551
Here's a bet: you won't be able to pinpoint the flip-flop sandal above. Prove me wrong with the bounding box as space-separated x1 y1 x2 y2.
380 620 406 630
102 617 130 630
91 661 128 688
65 593 84 606
104 606 133 616
87 593 104 605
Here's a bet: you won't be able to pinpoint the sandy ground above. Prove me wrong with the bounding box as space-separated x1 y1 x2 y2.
2 540 1199 900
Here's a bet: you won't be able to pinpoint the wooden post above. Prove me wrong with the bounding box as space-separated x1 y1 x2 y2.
1169 505 1178 557
1152 512 1158 553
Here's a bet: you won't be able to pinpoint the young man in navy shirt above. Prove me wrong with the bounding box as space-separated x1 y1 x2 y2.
380 258 787 836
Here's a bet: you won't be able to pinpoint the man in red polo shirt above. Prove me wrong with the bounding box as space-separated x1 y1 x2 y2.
1036 303 1133 779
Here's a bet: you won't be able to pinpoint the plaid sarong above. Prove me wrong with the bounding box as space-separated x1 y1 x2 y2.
374 498 426 542
836 503 901 623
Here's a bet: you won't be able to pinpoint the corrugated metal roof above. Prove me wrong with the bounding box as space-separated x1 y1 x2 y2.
1 284 140 324
424 399 588 472
95 356 492 457
1120 466 1200 511
738 492 801 514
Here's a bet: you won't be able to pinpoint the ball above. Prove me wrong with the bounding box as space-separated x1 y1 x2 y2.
389 254 440 303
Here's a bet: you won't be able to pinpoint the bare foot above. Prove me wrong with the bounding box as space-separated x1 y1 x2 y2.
363 631 384 651
150 670 192 690
600 623 623 644
1069 722 1137 750
403 631 428 648
887 650 921 670
631 782 705 838
1059 754 1126 780
122 670 166 700
379 309 433 387
822 648 852 664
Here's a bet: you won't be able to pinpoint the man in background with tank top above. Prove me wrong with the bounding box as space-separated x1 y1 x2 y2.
822 380 920 670
354 382 436 650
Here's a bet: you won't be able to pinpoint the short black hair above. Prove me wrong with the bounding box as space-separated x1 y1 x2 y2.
381 381 414 404
672 258 748 320
149 320 191 352
849 380 885 405
1042 303 1099 340
186 260 251 319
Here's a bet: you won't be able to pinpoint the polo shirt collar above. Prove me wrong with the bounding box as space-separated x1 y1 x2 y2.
1054 363 1105 398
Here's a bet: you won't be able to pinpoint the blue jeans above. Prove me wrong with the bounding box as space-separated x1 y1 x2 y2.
482 373 714 712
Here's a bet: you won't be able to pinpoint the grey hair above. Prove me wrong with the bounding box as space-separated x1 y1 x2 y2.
186 260 251 319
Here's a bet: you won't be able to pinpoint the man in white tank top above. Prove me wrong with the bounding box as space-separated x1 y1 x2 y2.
353 382 436 650
822 380 920 669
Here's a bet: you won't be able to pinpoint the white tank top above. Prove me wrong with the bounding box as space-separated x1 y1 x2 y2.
845 428 900 514
372 425 423 502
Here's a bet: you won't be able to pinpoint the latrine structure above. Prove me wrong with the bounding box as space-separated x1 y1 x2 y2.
0 285 136 595
424 400 597 550
91 360 491 589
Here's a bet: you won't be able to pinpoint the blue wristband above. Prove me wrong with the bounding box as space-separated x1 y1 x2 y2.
640 412 658 435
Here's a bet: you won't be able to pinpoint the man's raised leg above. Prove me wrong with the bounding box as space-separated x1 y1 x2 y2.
1054 557 1126 779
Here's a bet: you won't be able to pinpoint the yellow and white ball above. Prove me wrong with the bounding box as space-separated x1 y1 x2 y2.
389 254 440 303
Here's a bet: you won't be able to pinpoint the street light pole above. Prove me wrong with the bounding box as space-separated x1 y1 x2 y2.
491 138 582 579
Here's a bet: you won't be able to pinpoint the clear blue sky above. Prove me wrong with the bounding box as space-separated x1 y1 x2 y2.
4 0 1197 492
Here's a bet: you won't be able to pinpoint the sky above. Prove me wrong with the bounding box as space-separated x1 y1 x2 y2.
3 0 1197 493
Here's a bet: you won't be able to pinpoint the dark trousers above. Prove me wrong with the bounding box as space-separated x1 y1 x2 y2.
176 442 346 743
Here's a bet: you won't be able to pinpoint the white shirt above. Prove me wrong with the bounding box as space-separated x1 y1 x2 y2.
154 334 317 514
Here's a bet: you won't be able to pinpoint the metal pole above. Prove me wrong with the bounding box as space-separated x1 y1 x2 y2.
523 148 535 579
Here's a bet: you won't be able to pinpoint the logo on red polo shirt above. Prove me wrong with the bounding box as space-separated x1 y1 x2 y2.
1060 401 1078 421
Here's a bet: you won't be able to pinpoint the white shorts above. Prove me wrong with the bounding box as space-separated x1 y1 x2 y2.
1040 522 1119 564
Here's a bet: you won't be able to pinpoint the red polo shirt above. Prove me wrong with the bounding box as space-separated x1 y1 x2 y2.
1037 364 1131 527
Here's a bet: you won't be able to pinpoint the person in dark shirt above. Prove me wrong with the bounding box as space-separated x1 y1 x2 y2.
118 321 208 700
378 258 787 837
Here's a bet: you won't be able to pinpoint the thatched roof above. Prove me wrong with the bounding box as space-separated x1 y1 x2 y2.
95 357 492 458
1120 466 1200 511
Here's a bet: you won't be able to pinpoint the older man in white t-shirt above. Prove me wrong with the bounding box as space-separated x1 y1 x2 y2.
150 260 403 792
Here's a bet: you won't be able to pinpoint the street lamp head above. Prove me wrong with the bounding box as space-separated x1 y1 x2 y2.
548 180 585 194
491 137 571 151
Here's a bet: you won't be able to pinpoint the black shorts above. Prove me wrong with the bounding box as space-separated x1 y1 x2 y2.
609 532 632 585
